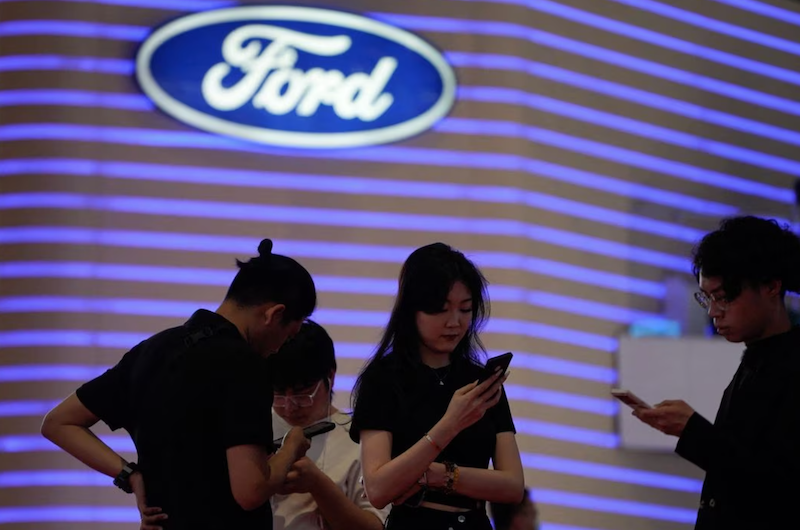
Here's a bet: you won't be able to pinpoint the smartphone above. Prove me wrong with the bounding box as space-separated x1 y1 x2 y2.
478 352 514 383
610 388 652 409
273 420 336 447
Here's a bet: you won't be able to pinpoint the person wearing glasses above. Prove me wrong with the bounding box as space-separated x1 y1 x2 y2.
268 320 388 530
350 243 524 530
634 216 800 530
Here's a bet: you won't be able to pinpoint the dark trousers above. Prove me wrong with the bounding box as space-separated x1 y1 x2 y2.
386 505 491 530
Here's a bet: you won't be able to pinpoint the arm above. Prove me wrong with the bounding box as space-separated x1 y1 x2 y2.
675 384 800 482
43 393 152 520
359 424 456 510
41 393 128 478
360 373 507 509
306 464 384 530
426 432 524 504
226 428 308 511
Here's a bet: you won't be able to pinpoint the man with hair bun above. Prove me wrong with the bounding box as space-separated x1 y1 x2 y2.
635 216 800 530
41 239 317 530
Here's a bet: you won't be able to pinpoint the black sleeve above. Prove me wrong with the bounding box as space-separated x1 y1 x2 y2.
222 350 275 451
350 367 400 443
489 387 516 434
676 383 800 485
75 345 142 431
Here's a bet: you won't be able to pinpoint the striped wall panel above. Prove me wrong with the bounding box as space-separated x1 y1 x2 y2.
1 0 799 528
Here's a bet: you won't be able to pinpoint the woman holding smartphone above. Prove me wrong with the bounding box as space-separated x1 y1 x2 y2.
350 243 525 530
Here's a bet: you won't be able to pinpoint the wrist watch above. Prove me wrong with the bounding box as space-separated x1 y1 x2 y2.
113 462 139 494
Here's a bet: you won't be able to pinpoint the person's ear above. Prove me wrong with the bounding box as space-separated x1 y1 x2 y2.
764 279 783 299
263 303 286 326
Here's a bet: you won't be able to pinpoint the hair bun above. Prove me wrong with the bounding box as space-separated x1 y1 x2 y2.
258 238 274 258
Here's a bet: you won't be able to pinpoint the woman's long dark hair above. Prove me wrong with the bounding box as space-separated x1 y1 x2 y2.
351 242 490 408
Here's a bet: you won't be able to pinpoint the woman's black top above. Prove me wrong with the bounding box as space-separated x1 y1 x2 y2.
350 354 516 506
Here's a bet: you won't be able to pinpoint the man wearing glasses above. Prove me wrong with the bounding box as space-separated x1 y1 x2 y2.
634 216 800 529
267 320 388 530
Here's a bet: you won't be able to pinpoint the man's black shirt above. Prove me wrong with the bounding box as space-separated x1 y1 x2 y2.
676 326 800 529
77 310 274 530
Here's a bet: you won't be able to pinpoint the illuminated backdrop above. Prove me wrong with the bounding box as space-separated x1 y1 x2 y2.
1 0 799 529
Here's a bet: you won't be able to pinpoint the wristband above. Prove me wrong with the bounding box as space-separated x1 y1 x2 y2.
113 461 139 494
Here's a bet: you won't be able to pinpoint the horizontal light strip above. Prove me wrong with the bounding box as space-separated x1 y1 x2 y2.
541 525 610 530
0 332 144 349
0 376 614 416
0 365 106 382
0 470 110 488
0 496 678 525
0 261 657 324
0 227 667 297
12 0 235 8
301 344 617 384
447 52 800 149
531 488 695 523
522 453 701 492
0 192 689 271
0 340 616 384
372 12 800 117
0 297 619 351
0 123 761 214
0 456 700 492
447 0 800 86
457 87 800 185
0 89 153 111
1 415 615 450
26 0 800 33
0 55 134 74
515 419 618 448
608 0 800 56
0 400 58 417
0 152 739 222
4 88 791 199
438 117 793 201
0 20 146 40
3 50 798 154
505 385 617 415
8 17 800 118
709 0 800 27
0 506 138 524
0 434 134 453
0 157 720 242
0 503 617 528
335 375 613 415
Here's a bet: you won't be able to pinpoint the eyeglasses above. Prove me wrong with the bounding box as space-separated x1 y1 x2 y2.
693 291 732 311
273 380 323 408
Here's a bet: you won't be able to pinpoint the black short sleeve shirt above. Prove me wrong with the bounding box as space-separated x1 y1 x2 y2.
76 310 274 530
350 354 516 471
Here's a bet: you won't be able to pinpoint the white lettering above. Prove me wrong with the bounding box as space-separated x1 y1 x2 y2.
201 25 397 121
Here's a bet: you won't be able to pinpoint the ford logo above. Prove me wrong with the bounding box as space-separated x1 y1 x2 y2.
135 6 457 149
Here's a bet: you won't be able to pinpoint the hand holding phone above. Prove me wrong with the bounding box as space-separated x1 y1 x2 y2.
478 352 514 384
274 420 336 447
611 388 652 410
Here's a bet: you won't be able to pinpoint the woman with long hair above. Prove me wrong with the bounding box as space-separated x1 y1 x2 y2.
350 243 524 530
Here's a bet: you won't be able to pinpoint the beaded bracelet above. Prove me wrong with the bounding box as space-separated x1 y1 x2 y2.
443 461 457 494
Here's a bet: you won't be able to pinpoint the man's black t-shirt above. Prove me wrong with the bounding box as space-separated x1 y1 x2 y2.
77 310 274 530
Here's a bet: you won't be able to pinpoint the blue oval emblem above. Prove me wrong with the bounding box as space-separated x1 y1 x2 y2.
135 6 456 149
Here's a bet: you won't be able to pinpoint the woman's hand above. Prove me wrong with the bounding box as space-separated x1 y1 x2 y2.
442 370 508 433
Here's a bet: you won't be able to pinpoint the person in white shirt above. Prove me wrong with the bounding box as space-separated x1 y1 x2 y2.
268 320 388 530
